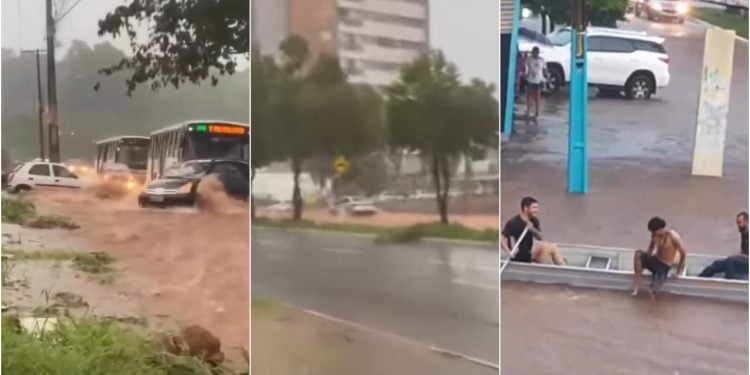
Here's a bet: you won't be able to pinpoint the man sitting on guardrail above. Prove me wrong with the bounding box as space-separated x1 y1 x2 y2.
698 212 748 280
632 217 687 300
501 196 565 265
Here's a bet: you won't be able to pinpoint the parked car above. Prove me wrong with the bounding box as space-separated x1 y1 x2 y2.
545 27 670 99
6 161 84 193
138 159 249 208
329 196 379 216
634 0 689 23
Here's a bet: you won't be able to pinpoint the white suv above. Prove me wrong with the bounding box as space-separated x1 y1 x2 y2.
7 161 84 193
542 27 670 99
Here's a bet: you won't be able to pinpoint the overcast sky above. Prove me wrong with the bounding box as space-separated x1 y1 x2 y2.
2 0 498 87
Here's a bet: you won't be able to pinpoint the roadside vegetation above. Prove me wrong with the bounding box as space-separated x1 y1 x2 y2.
2 315 246 375
692 8 749 39
254 218 498 244
1 196 78 229
3 250 114 274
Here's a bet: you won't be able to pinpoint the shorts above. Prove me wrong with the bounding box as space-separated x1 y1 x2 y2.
512 251 533 263
527 82 543 92
641 253 670 290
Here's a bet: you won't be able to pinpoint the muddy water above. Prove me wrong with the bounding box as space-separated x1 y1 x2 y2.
26 185 249 350
501 282 748 375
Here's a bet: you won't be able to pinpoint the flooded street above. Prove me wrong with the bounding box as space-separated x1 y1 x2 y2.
502 282 748 375
502 15 749 375
22 188 249 350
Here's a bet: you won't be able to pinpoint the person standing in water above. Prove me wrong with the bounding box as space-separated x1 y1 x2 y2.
525 46 547 122
632 217 687 300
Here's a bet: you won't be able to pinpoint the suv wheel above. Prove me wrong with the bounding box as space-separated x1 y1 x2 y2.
545 66 563 94
625 74 654 100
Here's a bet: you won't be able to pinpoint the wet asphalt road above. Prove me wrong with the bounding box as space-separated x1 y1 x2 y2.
504 16 749 251
511 16 748 174
251 228 499 364
502 14 749 375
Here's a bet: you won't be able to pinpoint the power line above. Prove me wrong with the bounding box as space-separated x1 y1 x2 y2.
56 0 87 23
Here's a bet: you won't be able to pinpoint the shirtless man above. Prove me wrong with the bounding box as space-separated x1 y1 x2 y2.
632 217 687 299
501 197 565 265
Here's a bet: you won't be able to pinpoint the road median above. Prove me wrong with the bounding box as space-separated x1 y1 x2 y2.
253 218 499 246
691 8 749 40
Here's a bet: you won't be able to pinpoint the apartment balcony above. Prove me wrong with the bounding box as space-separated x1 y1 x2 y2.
347 68 400 86
339 43 421 65
338 0 427 20
339 19 426 43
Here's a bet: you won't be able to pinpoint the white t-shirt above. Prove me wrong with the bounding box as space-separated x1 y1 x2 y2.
525 57 546 84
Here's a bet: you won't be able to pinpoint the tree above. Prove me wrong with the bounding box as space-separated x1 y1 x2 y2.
250 45 281 218
522 0 628 30
385 52 498 224
97 0 249 94
265 36 385 220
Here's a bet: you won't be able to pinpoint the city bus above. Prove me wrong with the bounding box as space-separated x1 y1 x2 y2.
146 120 249 182
94 136 151 178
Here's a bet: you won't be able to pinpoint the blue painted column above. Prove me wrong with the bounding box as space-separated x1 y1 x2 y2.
502 0 522 136
567 24 589 193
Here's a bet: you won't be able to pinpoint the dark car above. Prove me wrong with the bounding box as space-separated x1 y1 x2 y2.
138 159 249 208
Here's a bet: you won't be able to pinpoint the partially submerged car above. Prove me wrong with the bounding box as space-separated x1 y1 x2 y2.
138 159 249 208
6 160 84 193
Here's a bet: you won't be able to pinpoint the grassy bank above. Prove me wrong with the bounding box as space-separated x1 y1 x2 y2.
253 218 498 244
3 249 115 274
2 196 78 229
692 8 748 39
2 315 220 375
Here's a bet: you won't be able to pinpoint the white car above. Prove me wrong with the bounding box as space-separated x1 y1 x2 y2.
7 161 84 193
330 196 379 216
264 200 293 212
531 27 670 99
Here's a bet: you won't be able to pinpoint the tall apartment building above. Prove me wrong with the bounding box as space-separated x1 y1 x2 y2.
252 0 430 87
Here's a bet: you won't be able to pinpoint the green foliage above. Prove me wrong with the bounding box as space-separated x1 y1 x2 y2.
522 0 628 28
252 36 386 220
1 197 35 224
97 0 249 95
1 315 216 374
385 52 497 224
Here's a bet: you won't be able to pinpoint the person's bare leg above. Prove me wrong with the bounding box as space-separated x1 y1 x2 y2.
531 242 564 265
534 89 542 118
547 243 565 265
632 250 644 296
526 90 532 119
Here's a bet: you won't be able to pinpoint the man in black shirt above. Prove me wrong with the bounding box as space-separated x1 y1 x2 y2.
501 197 565 265
699 211 749 280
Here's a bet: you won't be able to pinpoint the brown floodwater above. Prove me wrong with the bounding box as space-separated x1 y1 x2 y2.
24 179 249 350
501 282 748 375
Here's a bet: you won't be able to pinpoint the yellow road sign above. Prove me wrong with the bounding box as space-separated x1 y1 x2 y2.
334 156 350 174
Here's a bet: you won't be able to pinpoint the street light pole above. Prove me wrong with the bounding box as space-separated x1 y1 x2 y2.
46 0 61 162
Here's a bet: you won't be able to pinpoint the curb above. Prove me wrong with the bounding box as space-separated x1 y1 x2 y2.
690 16 748 43
252 225 499 248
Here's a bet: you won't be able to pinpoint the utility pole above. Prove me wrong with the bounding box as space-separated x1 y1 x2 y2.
20 49 47 160
46 0 60 162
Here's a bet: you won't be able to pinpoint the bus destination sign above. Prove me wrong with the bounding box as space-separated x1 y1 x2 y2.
192 123 247 136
